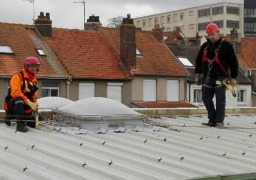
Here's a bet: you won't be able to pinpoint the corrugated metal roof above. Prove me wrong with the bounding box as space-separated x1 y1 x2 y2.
1 114 256 180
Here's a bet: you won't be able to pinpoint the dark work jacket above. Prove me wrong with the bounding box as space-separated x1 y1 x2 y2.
195 37 238 78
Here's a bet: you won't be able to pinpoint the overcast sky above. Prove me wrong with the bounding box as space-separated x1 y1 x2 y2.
0 0 243 29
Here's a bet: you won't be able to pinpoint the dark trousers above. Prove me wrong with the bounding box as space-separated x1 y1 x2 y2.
6 97 35 127
202 77 226 123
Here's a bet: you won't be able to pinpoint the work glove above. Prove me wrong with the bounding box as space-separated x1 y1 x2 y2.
195 74 202 86
27 100 38 111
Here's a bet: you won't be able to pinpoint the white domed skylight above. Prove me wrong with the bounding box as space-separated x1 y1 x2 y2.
58 97 142 116
38 97 74 109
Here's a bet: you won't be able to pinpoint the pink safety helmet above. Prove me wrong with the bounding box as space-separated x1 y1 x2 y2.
24 57 40 71
206 23 219 34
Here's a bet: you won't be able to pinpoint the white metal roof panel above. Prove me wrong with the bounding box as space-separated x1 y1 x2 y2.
0 114 256 180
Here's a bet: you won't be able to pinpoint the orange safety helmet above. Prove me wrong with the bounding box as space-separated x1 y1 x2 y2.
206 23 219 34
24 57 40 71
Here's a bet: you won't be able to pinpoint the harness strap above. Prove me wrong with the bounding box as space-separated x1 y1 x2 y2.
202 40 227 76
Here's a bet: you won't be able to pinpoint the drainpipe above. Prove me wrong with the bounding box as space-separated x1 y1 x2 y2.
66 76 72 99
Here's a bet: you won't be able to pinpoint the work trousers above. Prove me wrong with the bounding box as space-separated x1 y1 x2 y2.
6 97 35 127
202 77 226 123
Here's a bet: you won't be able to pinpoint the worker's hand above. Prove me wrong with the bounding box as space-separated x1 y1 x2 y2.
195 74 201 86
230 78 237 87
27 100 38 111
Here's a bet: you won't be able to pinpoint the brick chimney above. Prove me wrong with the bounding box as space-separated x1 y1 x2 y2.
120 14 136 71
230 28 239 54
34 12 52 37
152 24 163 43
84 14 102 30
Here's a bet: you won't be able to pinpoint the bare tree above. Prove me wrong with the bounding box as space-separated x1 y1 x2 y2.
107 16 125 28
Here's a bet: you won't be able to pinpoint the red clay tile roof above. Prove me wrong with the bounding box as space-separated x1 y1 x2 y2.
133 101 196 108
45 28 132 79
100 27 188 76
239 38 256 69
0 23 69 78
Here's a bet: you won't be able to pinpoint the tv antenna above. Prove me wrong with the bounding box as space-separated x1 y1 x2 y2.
73 0 86 26
23 0 35 23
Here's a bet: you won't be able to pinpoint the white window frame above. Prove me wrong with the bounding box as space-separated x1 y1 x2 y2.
79 83 95 100
193 89 202 104
0 45 13 54
167 80 179 101
42 82 59 97
143 80 156 102
107 83 123 103
237 90 246 105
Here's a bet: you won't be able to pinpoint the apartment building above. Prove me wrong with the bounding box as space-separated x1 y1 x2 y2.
134 2 244 37
244 0 256 36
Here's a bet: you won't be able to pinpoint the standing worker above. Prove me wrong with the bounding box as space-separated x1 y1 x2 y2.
195 23 238 129
4 57 39 132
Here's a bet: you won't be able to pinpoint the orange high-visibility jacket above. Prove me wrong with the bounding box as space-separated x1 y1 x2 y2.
10 68 38 103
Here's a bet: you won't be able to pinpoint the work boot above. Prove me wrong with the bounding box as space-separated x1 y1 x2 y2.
4 116 11 126
216 122 224 129
16 120 29 132
202 121 216 127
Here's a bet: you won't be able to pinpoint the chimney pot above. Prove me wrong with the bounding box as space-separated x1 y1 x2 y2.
46 13 50 19
84 14 102 30
35 12 52 37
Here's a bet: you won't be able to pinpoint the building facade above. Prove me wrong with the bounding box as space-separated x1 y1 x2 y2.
244 0 256 36
134 2 243 37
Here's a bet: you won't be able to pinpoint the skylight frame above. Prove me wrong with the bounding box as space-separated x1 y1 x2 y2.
36 48 46 56
0 45 14 54
136 48 143 58
178 57 193 67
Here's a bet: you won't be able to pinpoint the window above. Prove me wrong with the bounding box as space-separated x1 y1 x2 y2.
167 80 179 101
136 49 142 57
36 49 46 56
227 20 239 29
143 80 156 101
194 89 202 103
142 20 146 27
244 23 256 32
154 17 159 25
107 83 122 103
167 15 171 23
42 82 59 97
198 22 208 31
212 6 223 15
213 20 223 28
189 11 194 16
244 8 256 17
0 45 13 54
180 13 184 21
227 6 239 15
79 83 95 100
198 8 210 17
237 90 246 104
178 57 193 67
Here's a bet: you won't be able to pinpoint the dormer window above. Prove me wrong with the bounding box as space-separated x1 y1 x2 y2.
0 45 14 54
136 49 142 57
36 48 46 56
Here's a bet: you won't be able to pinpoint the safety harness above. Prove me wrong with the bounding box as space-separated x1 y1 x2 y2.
4 71 38 114
202 39 227 80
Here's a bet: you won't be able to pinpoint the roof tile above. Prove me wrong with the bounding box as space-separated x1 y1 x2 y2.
0 23 68 78
100 27 188 76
